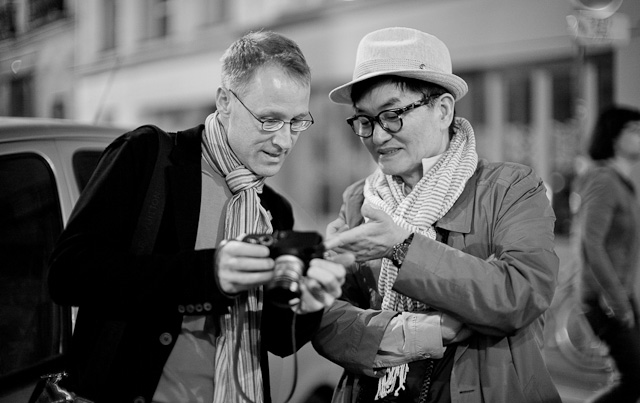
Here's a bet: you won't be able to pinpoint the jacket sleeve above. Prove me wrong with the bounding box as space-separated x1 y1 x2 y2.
312 183 399 376
578 170 634 316
394 164 558 336
47 128 234 316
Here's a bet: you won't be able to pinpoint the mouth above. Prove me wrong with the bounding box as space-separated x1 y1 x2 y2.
263 150 284 159
377 147 401 156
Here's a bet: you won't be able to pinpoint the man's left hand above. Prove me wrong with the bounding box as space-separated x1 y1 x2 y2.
291 253 352 314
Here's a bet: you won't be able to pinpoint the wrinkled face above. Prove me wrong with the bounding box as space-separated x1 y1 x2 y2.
353 82 452 188
217 64 311 177
616 120 640 161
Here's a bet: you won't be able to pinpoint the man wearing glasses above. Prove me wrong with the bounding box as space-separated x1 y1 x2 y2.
48 31 346 403
314 27 560 402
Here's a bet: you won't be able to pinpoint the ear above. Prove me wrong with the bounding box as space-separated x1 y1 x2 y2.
437 93 455 130
215 87 231 117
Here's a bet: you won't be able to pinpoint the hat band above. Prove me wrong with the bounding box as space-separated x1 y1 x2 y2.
353 59 444 80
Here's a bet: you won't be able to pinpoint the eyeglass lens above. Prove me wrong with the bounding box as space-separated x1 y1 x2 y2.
351 111 403 137
229 89 313 132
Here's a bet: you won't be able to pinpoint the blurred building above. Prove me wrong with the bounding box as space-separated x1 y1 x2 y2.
1 0 639 232
0 0 73 118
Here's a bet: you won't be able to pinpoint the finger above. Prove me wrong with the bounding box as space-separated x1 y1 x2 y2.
326 217 348 238
224 270 274 285
323 235 345 251
325 252 355 269
218 270 275 294
306 262 343 296
361 203 388 222
229 257 275 272
303 277 328 302
222 240 271 258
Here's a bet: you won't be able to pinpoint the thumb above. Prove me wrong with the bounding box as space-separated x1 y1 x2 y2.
361 203 388 222
323 235 344 251
327 252 355 268
326 217 348 239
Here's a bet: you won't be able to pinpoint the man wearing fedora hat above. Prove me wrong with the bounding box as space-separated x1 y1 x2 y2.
313 27 561 402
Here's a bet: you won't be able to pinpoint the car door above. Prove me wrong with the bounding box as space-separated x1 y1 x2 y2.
0 134 112 402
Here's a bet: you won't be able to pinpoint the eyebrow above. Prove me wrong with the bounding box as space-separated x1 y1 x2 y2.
355 97 403 114
292 111 312 120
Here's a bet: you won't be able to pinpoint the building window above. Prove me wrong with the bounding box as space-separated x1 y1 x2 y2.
102 0 117 51
51 96 65 119
146 0 170 40
505 70 531 125
28 0 66 30
551 66 575 123
456 72 485 125
0 0 17 40
10 75 34 117
198 0 228 26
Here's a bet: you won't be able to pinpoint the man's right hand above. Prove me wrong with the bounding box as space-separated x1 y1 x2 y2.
215 240 275 295
441 313 473 345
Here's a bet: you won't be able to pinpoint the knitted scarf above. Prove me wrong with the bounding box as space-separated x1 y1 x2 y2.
364 118 478 400
202 111 273 403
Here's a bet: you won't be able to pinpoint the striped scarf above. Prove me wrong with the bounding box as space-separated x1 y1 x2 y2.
202 112 273 403
364 118 478 400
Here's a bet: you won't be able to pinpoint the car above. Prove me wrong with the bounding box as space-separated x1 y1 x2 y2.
0 117 122 402
0 117 340 403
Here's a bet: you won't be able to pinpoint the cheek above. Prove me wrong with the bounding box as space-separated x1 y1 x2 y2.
363 141 377 160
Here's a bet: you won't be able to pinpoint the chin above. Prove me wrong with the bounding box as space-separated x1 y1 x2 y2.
254 165 282 178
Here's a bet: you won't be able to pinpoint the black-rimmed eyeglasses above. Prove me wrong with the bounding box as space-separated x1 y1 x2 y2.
346 95 439 138
229 89 314 133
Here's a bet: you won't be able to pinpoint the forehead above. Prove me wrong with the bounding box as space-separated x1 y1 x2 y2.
241 65 311 115
355 82 418 112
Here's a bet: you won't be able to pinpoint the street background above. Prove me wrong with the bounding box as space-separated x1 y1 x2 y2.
2 0 640 402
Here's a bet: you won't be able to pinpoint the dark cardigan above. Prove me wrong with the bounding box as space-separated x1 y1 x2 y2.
48 124 321 402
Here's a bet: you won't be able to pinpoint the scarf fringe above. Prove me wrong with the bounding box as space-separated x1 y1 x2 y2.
375 363 410 400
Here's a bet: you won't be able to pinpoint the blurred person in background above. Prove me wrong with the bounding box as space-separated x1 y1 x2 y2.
571 106 640 403
313 27 560 403
47 31 346 403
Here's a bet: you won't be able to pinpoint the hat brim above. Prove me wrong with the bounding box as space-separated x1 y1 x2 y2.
329 69 468 105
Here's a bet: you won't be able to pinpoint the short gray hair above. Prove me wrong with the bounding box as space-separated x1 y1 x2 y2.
221 31 311 93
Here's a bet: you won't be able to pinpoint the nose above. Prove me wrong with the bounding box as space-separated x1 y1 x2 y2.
271 125 294 150
370 121 392 145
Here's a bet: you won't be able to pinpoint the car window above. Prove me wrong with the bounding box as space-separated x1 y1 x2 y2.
0 153 68 378
73 150 103 193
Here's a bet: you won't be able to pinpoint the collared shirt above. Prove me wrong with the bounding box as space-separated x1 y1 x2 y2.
395 153 444 196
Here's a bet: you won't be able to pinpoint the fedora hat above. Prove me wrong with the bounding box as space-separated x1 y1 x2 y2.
329 27 468 104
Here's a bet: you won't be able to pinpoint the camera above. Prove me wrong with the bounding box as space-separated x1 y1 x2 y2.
242 230 325 305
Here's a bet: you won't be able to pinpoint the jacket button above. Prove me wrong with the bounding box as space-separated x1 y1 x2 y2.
203 302 212 312
178 305 185 313
133 397 145 403
159 332 173 345
186 304 195 313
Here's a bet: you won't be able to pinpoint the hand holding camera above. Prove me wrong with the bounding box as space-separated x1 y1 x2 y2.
216 230 349 312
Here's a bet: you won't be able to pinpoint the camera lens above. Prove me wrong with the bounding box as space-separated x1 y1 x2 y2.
265 255 304 305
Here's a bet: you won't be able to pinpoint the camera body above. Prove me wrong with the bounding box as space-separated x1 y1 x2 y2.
242 230 325 305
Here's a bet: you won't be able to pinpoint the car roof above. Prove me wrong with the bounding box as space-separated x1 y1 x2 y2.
0 117 125 142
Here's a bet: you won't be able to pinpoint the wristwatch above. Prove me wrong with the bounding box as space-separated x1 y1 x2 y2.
390 233 414 268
